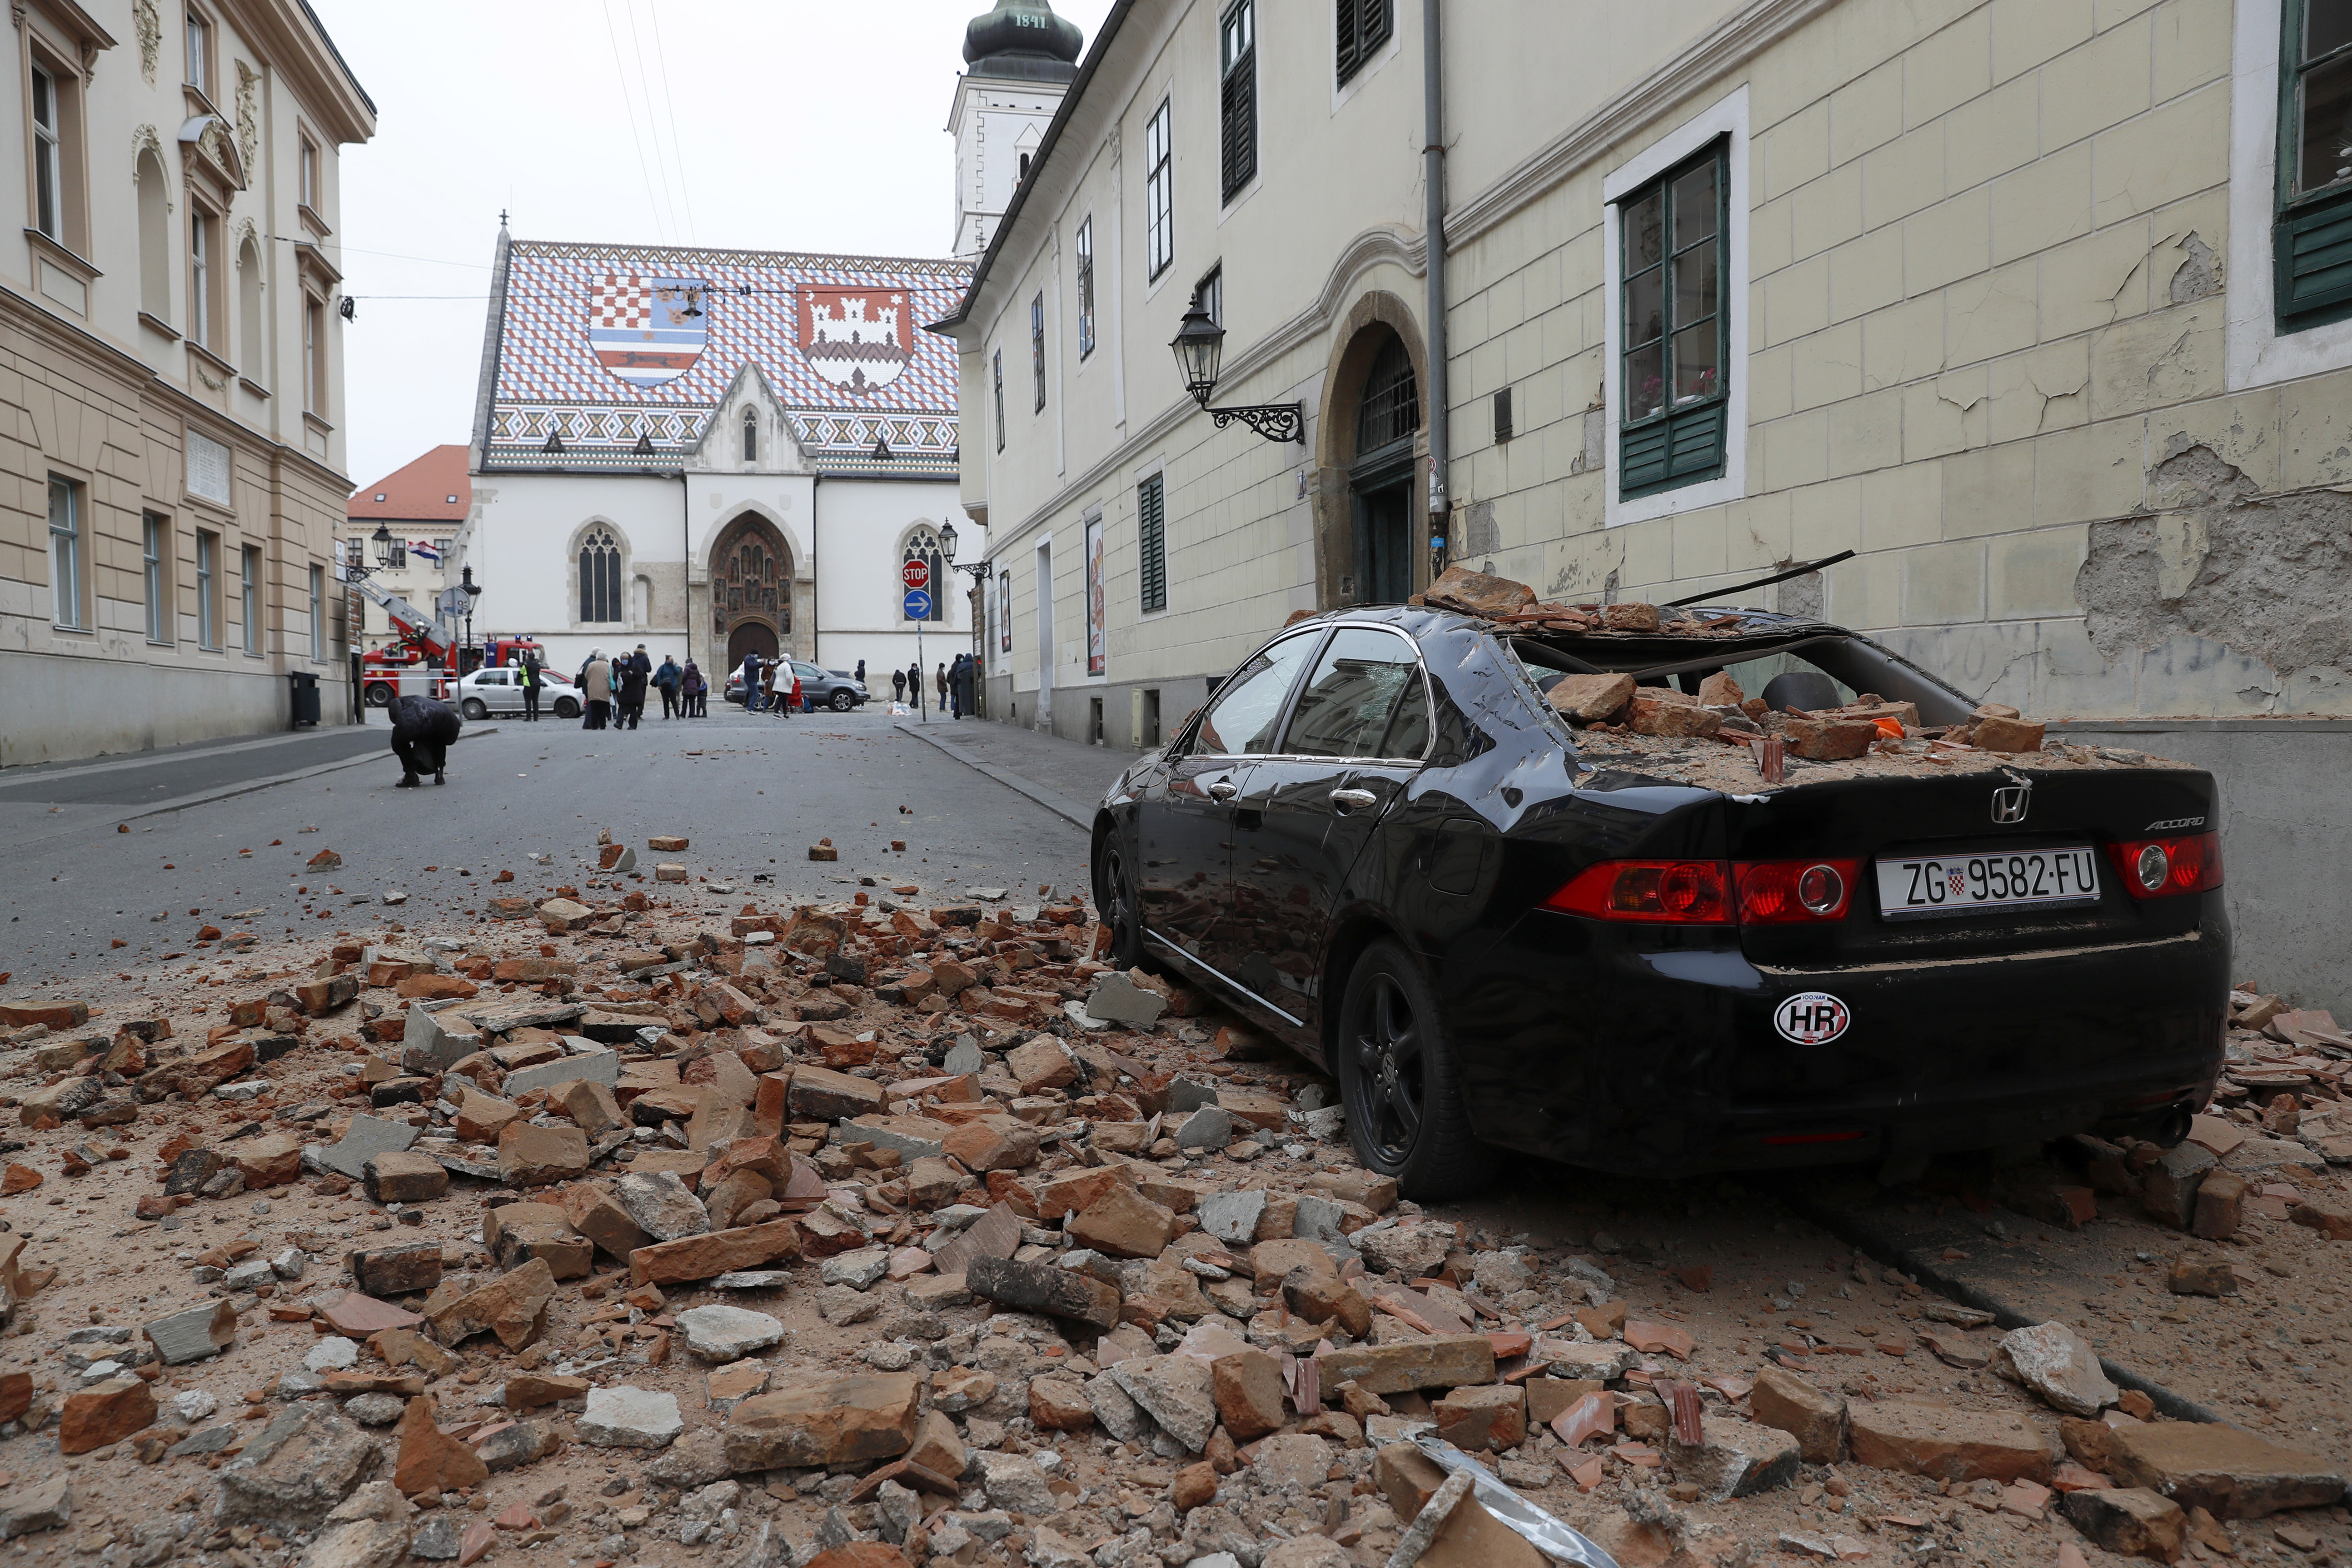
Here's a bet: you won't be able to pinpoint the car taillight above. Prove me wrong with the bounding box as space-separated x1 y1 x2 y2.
1544 860 1731 923
1734 859 1861 923
2106 831 2223 899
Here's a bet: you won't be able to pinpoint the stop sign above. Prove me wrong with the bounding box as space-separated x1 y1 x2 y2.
901 558 932 591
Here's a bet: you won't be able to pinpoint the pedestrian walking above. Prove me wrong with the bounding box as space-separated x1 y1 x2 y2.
855 658 867 689
682 659 706 717
619 645 650 730
517 650 542 722
581 650 613 730
891 668 907 705
654 654 682 719
743 651 765 713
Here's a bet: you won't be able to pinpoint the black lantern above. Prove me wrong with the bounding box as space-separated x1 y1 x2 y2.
940 521 960 564
1170 288 1303 445
1170 287 1226 408
370 522 395 566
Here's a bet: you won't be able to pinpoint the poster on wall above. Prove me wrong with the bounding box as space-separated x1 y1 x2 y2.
999 570 1011 654
1085 515 1106 677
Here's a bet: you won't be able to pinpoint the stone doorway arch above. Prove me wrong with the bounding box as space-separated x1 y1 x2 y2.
1312 294 1431 609
710 512 793 675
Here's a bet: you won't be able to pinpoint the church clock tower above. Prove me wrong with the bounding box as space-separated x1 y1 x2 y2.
949 1 1084 260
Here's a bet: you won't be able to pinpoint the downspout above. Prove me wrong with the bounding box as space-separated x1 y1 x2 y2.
1422 0 1451 578
679 470 691 675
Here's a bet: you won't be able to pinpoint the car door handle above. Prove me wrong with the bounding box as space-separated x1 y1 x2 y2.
1208 781 1240 801
1329 788 1378 812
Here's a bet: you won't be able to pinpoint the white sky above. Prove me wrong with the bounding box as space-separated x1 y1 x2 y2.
310 0 1116 495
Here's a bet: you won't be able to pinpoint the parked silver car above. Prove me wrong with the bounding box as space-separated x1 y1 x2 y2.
455 667 580 720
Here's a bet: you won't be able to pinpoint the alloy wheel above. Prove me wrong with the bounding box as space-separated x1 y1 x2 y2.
1351 974 1424 1164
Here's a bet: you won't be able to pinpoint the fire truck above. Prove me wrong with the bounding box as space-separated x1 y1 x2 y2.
347 572 461 708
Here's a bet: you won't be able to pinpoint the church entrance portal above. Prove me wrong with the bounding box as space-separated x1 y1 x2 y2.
711 514 792 677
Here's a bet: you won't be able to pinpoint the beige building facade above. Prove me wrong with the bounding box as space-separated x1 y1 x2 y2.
941 0 2352 740
0 0 373 766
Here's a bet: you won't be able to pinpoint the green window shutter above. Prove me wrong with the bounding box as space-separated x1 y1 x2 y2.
1138 478 1167 614
2277 187 2352 324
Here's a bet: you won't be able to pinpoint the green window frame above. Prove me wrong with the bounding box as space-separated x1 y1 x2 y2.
2277 0 2352 327
1617 137 1729 501
1137 475 1168 614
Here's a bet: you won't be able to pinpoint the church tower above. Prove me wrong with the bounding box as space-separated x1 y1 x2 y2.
949 1 1083 260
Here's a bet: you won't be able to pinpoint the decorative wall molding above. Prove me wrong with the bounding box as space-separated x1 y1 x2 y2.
133 0 158 83
234 62 258 177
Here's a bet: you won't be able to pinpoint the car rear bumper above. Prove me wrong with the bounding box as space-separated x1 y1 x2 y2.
1447 907 2230 1178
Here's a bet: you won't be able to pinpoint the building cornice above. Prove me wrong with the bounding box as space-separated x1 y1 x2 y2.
1446 0 1841 247
212 0 377 143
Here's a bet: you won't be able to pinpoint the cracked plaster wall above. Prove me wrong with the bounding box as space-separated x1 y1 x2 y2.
2078 439 2352 715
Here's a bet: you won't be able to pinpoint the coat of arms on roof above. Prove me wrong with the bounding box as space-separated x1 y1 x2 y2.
590 275 709 389
798 285 910 394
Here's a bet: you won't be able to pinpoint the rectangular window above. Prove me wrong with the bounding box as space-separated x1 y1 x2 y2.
309 563 324 660
2277 0 2352 325
387 537 406 569
1199 265 1223 327
993 348 1006 452
303 297 326 415
31 64 63 242
1617 138 1729 500
1222 1 1257 201
190 210 212 348
1032 292 1047 413
997 569 1012 653
48 477 82 629
241 545 261 655
299 135 319 210
1137 473 1168 614
1145 99 1174 282
186 8 211 95
196 529 219 648
1076 218 1096 358
143 513 169 642
1336 0 1394 87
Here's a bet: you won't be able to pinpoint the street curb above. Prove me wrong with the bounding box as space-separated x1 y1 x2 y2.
891 721 1096 832
29 726 506 843
1771 1184 2233 1427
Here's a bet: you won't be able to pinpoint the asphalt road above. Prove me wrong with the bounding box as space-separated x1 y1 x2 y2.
0 706 1091 990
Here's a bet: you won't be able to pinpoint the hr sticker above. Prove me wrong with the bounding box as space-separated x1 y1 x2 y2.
1774 991 1852 1046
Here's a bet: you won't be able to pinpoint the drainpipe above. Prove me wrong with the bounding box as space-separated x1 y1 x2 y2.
1422 0 1451 579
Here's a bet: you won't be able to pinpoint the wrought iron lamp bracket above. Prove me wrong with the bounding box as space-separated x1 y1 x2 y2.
1208 402 1306 445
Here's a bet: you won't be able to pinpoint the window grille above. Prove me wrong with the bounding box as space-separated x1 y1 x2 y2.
1356 337 1421 456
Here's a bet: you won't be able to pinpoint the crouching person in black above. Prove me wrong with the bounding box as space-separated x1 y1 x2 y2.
387 693 462 788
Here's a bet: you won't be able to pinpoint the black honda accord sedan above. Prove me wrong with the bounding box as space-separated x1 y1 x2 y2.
1089 604 2230 1197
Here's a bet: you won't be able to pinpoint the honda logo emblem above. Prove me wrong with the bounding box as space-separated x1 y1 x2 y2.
1992 781 2032 824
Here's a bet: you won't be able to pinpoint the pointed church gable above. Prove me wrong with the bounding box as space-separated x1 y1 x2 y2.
687 362 810 475
477 239 967 478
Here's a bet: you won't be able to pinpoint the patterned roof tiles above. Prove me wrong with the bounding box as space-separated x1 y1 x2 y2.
483 238 969 474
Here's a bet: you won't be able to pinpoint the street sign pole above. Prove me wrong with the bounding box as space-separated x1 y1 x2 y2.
902 557 935 724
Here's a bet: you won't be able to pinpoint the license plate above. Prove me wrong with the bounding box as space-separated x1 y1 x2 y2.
1875 847 2103 920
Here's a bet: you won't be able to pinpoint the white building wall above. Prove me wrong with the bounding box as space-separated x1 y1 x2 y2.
812 479 983 680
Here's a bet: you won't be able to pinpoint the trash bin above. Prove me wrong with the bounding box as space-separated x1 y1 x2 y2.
288 670 321 729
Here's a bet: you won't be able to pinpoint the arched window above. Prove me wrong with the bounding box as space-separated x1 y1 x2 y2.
741 409 758 465
904 526 945 623
137 149 171 323
1355 334 1421 456
578 526 621 622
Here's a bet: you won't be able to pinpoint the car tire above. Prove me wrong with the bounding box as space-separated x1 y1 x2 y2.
832 690 854 712
553 698 580 719
1091 832 1152 973
461 698 489 720
364 682 393 708
1336 939 1498 1200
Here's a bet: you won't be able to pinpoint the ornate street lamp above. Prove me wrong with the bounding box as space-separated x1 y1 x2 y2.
1169 287 1303 444
459 565 483 672
370 522 395 568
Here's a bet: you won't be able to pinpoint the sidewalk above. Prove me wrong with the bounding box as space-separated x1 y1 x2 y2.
894 716 1142 830
0 718 385 805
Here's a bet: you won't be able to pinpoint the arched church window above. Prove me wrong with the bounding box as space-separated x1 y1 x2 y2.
742 409 758 465
579 527 622 622
905 526 946 623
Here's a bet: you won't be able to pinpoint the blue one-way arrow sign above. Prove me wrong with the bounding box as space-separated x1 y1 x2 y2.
902 588 934 621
